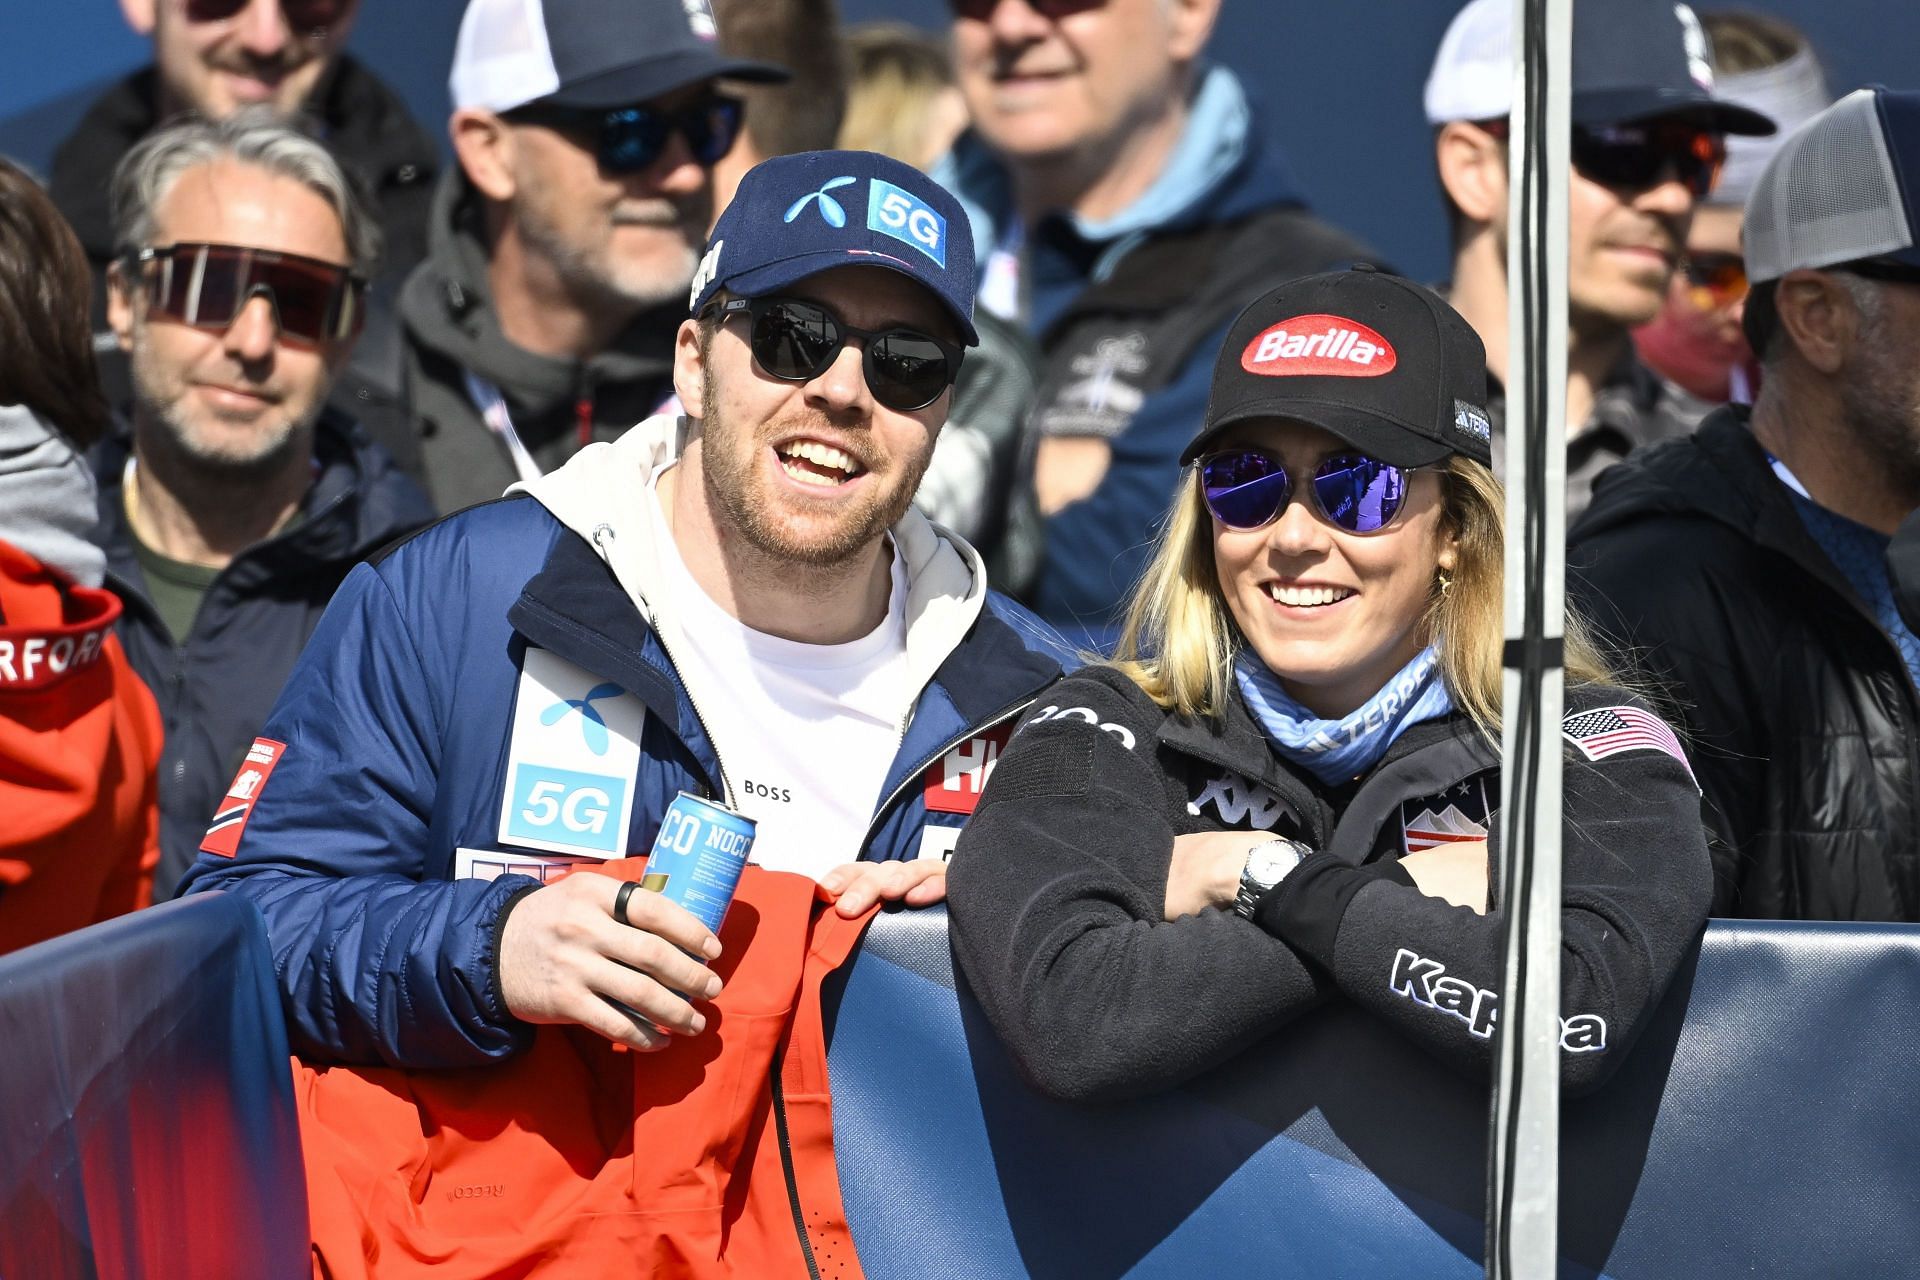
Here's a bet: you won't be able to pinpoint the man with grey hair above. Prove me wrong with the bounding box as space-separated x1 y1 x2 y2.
1572 87 1920 922
390 0 786 512
88 109 433 898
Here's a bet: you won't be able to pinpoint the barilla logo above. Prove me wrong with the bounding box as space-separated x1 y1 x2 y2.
1241 315 1397 378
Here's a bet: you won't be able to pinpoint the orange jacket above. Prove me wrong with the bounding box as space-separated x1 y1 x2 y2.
0 539 161 953
297 862 876 1278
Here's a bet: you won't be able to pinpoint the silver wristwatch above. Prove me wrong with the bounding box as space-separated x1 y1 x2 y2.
1233 836 1311 919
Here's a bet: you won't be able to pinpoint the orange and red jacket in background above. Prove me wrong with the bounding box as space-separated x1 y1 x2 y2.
0 538 161 954
297 862 877 1278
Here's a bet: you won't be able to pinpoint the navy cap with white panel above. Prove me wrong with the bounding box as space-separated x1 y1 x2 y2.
449 0 787 114
691 150 979 345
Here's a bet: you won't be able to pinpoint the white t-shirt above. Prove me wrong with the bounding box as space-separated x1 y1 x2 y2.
646 468 914 880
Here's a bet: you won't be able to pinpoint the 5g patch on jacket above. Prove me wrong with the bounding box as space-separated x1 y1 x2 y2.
1398 774 1494 856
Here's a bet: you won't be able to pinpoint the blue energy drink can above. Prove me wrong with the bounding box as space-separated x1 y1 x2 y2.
641 792 756 934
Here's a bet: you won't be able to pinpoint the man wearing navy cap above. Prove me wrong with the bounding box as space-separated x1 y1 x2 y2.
1573 87 1920 922
180 150 1070 1068
1425 0 1775 521
391 0 789 513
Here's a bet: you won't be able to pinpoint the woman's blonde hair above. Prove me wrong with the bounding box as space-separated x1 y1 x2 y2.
1111 453 1617 735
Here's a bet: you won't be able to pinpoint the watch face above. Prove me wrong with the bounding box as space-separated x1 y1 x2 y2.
1249 839 1305 884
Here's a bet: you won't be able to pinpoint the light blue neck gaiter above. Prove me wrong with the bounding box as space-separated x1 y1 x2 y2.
1235 645 1453 785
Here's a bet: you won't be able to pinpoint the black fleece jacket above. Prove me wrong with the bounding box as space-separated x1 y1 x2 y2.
946 664 1711 1103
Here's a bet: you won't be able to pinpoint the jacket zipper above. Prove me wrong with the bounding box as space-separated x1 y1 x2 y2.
769 1052 823 1280
855 692 1041 854
620 567 736 807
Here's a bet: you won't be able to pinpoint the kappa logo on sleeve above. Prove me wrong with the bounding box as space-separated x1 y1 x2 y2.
923 723 1016 815
201 738 286 857
1388 948 1608 1053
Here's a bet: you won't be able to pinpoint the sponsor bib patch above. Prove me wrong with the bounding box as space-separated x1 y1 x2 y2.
498 649 646 857
201 738 286 857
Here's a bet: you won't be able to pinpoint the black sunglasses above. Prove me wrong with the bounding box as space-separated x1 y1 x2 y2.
125 241 366 348
1199 448 1422 535
184 0 348 31
1480 118 1726 199
710 296 964 412
509 95 744 173
948 0 1107 18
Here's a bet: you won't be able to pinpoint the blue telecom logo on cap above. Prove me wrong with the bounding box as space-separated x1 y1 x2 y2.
693 150 976 343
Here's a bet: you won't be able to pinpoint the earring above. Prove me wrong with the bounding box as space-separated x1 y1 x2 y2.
1437 570 1454 595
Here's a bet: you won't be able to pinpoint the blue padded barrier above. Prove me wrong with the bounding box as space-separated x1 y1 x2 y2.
828 912 1920 1279
0 893 309 1279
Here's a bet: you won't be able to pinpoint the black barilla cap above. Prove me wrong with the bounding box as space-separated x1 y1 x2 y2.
1182 267 1493 470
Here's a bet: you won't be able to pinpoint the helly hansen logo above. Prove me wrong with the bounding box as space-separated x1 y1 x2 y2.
925 724 1017 815
1241 315 1397 378
1389 948 1608 1052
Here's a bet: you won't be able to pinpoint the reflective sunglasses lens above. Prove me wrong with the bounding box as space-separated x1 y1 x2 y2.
1685 252 1747 305
1573 126 1723 198
186 246 247 327
1312 455 1408 533
262 262 342 341
751 301 842 381
867 332 955 410
599 109 670 173
682 98 744 166
1201 451 1291 530
184 0 249 19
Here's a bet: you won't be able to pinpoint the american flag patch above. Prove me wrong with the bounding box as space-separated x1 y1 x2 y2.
1562 707 1696 786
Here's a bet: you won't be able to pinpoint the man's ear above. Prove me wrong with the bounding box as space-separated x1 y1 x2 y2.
106 260 138 354
1165 0 1223 63
119 0 156 35
1773 269 1854 377
673 318 709 421
1436 121 1508 227
450 109 517 204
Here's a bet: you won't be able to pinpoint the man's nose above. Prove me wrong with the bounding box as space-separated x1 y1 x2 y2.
222 292 282 362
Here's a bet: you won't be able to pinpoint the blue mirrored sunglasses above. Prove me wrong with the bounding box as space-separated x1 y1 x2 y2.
1199 448 1418 534
510 95 744 173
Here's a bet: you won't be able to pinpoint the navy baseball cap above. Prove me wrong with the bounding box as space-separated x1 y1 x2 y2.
1426 0 1775 136
450 0 788 115
1184 268 1492 469
690 151 979 344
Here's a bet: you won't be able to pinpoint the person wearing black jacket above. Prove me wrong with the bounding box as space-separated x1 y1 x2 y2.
948 270 1710 1102
90 113 433 897
1571 89 1920 922
49 34 436 304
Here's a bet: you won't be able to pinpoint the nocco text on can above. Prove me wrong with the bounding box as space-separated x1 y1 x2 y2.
641 792 756 934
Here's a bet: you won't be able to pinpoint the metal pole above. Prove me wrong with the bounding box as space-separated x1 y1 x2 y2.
1489 0 1570 1276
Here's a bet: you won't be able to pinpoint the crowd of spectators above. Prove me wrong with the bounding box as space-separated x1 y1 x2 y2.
3 0 1920 1263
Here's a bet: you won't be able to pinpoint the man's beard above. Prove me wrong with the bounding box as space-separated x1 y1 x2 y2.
519 194 709 312
1841 320 1920 501
130 350 311 483
698 362 930 568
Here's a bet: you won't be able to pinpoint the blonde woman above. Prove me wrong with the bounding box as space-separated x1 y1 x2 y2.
948 269 1710 1102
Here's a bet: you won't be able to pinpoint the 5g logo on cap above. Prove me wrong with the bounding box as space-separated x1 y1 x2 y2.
867 179 948 268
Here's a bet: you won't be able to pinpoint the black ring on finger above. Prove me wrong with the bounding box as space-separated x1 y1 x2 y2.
613 880 643 927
